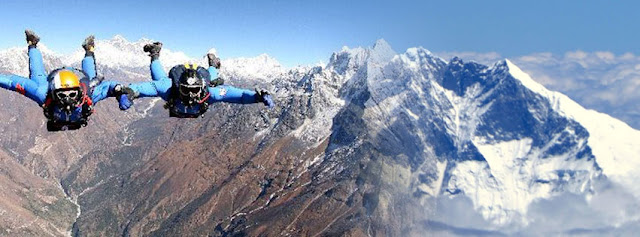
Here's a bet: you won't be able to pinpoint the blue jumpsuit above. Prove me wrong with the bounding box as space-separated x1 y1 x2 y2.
0 47 121 123
128 59 258 116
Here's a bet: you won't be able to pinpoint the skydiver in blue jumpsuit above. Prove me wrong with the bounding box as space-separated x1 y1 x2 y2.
0 30 134 131
118 42 274 118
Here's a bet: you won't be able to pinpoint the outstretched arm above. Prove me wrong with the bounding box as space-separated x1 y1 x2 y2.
90 80 121 104
113 80 170 110
0 74 46 105
128 80 172 101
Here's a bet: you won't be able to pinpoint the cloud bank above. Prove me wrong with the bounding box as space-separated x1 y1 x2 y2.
426 178 640 236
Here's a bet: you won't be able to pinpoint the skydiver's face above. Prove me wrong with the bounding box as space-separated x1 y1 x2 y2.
55 88 81 110
54 88 81 112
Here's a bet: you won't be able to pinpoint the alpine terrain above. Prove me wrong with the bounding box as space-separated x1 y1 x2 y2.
0 36 639 236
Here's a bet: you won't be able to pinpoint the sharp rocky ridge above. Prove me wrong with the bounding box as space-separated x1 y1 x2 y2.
0 36 638 235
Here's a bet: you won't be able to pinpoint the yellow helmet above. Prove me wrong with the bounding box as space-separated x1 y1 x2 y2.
52 70 80 90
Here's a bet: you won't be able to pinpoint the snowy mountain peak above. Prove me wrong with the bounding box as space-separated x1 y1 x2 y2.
371 39 396 63
402 47 446 66
373 38 391 49
367 47 640 230
35 44 60 57
63 36 193 69
111 34 128 42
504 59 547 94
450 56 463 63
326 40 401 77
2 37 640 235
0 36 290 83
254 53 281 65
220 53 285 82
504 59 640 200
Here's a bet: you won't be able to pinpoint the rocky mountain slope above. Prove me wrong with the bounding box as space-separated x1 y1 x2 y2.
0 36 638 236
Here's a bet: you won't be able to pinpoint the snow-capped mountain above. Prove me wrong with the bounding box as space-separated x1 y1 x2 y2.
265 39 640 234
0 35 296 86
438 51 640 131
0 37 638 236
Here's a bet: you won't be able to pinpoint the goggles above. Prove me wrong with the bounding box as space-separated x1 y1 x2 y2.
56 90 79 101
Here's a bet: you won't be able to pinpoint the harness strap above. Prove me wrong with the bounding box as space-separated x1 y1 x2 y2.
43 97 53 108
198 92 210 104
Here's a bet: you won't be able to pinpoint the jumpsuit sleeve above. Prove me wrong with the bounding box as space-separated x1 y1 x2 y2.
90 80 120 104
128 80 172 101
207 85 258 104
127 60 173 101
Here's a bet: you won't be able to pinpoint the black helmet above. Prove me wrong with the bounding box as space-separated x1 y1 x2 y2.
178 68 207 105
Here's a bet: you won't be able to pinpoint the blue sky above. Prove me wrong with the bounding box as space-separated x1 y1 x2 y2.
0 0 638 67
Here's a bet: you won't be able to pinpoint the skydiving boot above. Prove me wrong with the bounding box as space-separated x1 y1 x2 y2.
207 53 223 86
207 53 221 69
25 30 40 48
82 35 95 57
143 42 162 61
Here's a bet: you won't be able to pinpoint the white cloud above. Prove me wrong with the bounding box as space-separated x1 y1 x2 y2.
595 51 615 61
565 50 589 61
518 52 553 63
427 179 640 236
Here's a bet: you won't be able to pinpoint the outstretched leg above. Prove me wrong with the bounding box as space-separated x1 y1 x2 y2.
150 60 168 81
25 30 48 87
207 52 224 86
0 74 45 105
144 42 168 81
81 35 97 80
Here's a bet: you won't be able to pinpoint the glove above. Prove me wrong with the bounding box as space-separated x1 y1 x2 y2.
262 94 274 108
210 77 225 87
118 94 133 110
114 84 136 110
255 89 274 109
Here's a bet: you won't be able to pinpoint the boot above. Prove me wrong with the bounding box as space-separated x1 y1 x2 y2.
82 35 95 56
143 42 163 61
207 53 221 69
25 30 40 48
